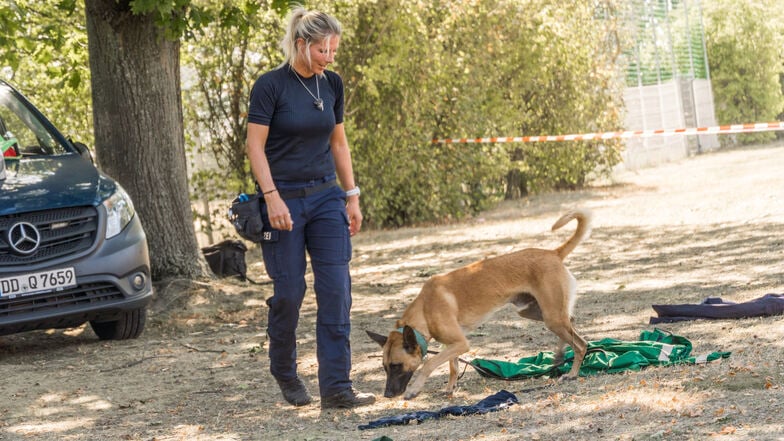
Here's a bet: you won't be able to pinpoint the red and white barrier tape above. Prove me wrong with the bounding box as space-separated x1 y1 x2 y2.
432 121 784 144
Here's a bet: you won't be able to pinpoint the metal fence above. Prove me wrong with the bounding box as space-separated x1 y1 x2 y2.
625 0 711 86
620 0 719 169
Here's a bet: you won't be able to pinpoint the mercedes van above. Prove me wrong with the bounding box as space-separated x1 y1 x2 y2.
0 79 152 340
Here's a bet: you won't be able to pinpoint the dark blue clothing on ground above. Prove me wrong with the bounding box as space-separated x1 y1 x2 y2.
650 293 784 324
358 390 519 430
248 65 344 181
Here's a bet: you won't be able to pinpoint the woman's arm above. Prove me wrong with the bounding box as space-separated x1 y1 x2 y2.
247 122 293 231
330 123 362 235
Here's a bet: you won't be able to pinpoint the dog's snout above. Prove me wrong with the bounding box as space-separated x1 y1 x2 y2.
382 369 414 398
384 383 406 398
383 390 400 398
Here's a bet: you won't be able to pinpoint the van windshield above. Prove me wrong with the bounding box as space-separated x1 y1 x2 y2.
1 83 68 158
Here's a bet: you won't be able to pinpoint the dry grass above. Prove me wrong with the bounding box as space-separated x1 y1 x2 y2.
1 142 783 441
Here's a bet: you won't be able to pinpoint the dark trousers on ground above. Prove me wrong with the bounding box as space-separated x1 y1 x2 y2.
260 176 353 397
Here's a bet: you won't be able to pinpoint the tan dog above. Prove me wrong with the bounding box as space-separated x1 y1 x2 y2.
367 209 592 399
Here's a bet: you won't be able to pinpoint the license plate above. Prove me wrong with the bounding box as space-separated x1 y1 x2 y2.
0 268 77 298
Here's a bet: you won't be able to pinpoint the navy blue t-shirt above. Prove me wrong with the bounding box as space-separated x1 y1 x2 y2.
247 65 344 181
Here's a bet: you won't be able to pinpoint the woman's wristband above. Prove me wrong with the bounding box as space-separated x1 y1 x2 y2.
345 186 360 197
263 188 278 195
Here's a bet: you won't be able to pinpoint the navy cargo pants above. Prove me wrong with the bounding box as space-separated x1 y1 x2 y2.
260 175 353 398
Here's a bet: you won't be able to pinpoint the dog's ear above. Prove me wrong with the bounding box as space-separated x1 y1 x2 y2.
402 326 420 355
366 330 388 347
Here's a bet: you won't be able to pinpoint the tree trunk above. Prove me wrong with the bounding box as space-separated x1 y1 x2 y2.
504 169 528 200
505 147 528 200
84 0 204 280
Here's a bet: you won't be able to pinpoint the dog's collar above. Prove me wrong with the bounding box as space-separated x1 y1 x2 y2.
397 327 428 359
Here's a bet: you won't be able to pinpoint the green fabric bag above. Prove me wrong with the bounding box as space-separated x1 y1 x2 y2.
470 328 730 380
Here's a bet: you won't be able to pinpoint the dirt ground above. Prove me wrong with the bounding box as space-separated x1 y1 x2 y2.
2 141 783 441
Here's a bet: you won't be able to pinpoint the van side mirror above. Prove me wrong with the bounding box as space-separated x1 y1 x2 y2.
72 141 94 164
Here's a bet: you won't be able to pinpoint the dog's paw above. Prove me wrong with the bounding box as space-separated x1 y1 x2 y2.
403 391 419 400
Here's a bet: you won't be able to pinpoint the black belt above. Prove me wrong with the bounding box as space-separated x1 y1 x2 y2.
277 180 338 199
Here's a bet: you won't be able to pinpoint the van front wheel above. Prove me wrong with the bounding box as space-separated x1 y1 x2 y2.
90 308 146 340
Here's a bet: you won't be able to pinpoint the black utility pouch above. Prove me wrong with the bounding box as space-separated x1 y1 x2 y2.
229 193 265 242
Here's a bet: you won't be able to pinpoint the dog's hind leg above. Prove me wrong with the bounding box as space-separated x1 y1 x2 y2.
550 325 587 379
541 284 587 378
550 271 587 378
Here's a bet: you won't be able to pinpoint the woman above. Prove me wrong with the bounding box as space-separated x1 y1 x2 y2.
246 7 374 409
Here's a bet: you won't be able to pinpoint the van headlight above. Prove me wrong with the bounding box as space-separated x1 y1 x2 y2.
103 184 136 239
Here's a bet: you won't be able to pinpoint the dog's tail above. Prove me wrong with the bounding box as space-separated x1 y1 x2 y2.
551 208 592 260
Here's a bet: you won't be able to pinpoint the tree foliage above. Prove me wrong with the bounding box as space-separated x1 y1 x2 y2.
5 0 781 233
703 0 784 145
0 0 627 229
0 0 92 145
179 0 626 228
181 0 285 238
330 0 625 226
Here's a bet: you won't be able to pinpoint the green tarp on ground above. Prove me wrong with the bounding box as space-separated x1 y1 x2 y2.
470 328 731 380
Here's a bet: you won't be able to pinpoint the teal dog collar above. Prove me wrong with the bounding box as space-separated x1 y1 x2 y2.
397 326 428 358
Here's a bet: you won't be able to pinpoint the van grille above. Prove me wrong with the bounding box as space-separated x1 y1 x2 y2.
0 206 99 266
0 282 123 317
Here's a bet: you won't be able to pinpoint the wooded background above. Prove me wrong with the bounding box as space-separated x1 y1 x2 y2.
1 0 782 281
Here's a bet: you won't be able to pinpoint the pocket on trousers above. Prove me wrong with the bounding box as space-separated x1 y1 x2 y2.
340 209 352 263
261 229 279 244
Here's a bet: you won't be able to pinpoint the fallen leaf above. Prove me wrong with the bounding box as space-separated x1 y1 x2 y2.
719 426 736 435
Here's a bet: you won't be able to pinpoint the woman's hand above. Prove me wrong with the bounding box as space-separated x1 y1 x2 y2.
346 196 362 236
265 192 293 231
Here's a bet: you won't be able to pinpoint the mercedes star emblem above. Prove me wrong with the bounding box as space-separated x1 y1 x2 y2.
7 222 41 255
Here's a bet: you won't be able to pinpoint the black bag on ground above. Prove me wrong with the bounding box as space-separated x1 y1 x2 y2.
229 193 264 242
201 240 250 281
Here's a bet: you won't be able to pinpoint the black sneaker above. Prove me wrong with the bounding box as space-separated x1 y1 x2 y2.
275 377 312 406
320 388 376 409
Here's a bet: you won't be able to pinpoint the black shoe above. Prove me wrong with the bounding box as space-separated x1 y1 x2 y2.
321 388 376 409
275 377 312 406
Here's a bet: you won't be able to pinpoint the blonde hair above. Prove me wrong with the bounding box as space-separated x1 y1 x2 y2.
280 7 342 70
